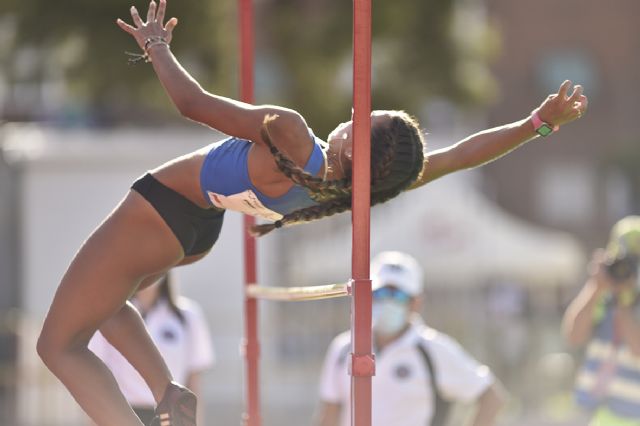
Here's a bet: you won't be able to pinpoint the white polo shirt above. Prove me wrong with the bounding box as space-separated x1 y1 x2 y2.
89 297 215 407
318 317 494 426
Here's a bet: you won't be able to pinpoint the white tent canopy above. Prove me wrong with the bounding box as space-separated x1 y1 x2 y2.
282 170 586 289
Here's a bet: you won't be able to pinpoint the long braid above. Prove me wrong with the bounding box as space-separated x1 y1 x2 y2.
251 111 425 237
260 115 351 202
251 197 352 237
250 186 409 237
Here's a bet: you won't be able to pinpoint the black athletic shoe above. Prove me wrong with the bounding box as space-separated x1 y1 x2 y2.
149 382 197 426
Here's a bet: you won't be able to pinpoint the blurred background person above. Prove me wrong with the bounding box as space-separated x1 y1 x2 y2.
89 272 215 425
315 251 506 426
563 216 640 426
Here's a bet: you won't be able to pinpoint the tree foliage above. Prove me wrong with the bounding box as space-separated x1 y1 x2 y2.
258 0 494 136
2 0 234 125
2 0 494 130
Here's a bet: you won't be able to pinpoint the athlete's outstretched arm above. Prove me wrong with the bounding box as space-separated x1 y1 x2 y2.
410 80 588 188
117 0 307 144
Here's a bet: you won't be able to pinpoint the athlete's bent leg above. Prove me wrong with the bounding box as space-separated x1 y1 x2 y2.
37 191 184 425
101 250 209 403
99 301 174 402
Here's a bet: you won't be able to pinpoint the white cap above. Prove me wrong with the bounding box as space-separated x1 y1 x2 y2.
371 251 424 296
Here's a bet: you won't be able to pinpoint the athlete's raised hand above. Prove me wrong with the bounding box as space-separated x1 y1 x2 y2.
116 0 178 52
535 80 589 129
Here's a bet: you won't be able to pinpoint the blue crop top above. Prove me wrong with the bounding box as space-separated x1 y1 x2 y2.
199 132 325 221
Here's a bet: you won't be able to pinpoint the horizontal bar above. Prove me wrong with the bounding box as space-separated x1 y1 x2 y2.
246 283 350 302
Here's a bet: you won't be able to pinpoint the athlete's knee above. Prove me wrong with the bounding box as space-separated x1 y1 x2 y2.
37 325 90 369
36 327 62 368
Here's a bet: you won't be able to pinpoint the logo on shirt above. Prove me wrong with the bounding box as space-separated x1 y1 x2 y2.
394 364 412 379
161 328 177 342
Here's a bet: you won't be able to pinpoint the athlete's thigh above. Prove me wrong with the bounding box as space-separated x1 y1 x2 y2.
135 251 211 292
42 190 185 347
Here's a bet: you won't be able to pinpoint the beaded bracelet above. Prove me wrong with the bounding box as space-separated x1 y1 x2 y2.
125 36 169 64
145 40 169 59
144 36 168 52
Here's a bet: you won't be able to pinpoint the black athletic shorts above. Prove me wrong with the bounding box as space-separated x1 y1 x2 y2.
131 173 225 256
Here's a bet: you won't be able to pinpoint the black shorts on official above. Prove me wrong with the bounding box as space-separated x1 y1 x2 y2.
131 173 225 256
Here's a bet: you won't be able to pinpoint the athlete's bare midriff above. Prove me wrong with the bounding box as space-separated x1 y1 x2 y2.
149 149 211 209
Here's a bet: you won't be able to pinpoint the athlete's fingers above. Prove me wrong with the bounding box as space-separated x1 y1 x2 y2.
130 6 144 27
578 95 589 113
165 17 178 33
147 0 157 22
116 18 136 35
156 0 167 24
557 80 572 99
568 85 583 104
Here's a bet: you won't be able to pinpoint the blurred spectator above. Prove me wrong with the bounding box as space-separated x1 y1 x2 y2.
563 216 640 425
89 273 214 425
315 251 506 426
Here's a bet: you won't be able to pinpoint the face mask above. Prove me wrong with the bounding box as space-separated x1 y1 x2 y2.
372 299 409 337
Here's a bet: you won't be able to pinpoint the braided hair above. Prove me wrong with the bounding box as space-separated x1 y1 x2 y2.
251 111 425 236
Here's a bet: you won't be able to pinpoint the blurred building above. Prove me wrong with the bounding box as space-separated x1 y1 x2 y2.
484 0 640 248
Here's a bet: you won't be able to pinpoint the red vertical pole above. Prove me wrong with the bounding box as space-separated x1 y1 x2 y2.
350 1 374 426
238 1 260 425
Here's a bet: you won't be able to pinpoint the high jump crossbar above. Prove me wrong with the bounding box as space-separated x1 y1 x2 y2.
239 1 374 426
246 282 350 302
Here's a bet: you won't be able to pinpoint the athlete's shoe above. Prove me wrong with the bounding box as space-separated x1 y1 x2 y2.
149 382 197 426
